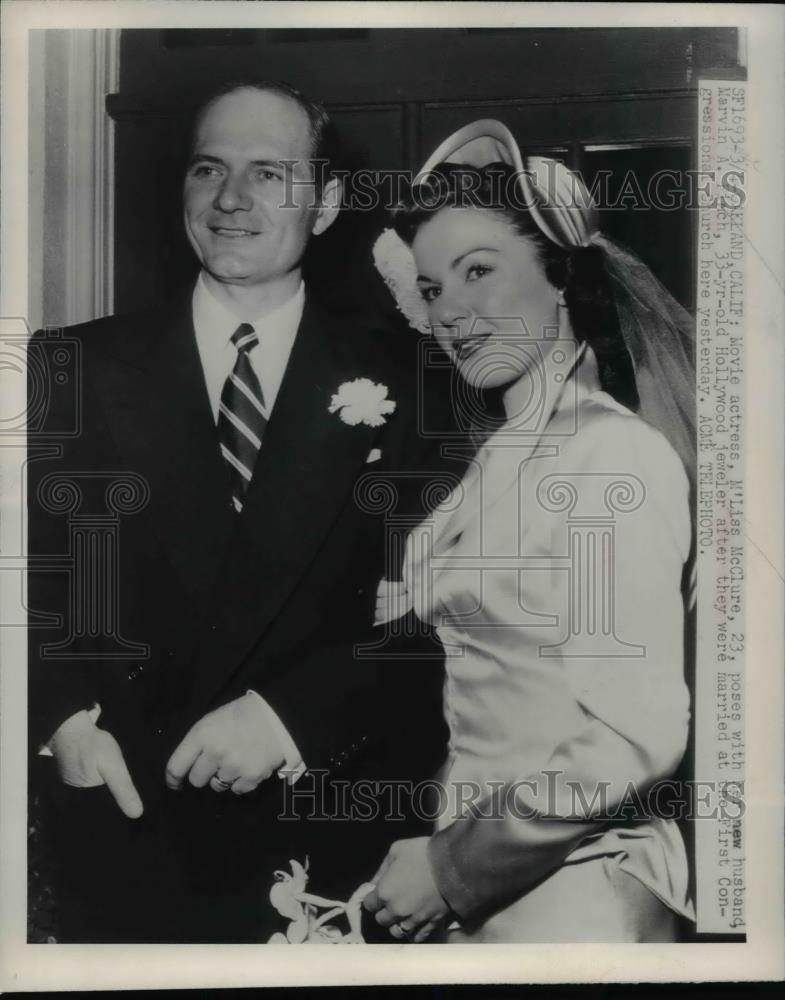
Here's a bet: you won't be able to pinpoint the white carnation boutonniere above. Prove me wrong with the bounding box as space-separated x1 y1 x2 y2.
372 228 431 334
329 378 396 428
267 858 375 944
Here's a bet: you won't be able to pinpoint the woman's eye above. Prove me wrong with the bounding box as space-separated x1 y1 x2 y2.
419 286 440 303
466 263 492 281
256 169 281 182
192 165 221 179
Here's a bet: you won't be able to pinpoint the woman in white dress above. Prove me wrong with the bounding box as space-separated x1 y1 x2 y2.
363 122 697 943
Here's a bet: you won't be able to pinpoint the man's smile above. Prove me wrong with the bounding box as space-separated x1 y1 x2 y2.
209 226 262 238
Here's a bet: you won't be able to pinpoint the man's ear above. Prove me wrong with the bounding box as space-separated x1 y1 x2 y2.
311 176 342 236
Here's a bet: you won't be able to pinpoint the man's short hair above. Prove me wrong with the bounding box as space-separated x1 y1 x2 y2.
189 78 341 190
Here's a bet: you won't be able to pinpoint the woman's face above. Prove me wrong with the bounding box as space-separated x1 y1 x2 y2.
412 207 562 389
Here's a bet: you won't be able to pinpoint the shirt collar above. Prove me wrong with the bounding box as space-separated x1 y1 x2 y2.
192 272 306 356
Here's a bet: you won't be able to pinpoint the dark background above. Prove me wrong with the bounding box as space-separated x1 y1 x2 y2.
108 27 745 320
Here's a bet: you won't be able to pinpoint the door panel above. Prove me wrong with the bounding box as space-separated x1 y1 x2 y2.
581 144 694 307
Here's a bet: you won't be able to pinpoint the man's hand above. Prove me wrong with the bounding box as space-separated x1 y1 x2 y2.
49 709 144 819
363 837 451 943
165 692 285 795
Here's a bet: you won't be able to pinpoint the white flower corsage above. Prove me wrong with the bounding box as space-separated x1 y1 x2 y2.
267 858 375 944
372 228 431 334
329 378 396 428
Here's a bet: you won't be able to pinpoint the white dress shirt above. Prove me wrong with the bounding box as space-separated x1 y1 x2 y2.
193 271 304 421
192 272 307 783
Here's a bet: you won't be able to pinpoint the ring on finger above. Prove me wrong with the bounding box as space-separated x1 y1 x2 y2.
213 775 235 790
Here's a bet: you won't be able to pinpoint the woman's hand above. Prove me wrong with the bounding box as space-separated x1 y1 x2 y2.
374 577 410 627
363 837 451 942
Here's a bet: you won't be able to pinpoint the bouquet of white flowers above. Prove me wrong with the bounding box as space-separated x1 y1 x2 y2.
267 859 375 944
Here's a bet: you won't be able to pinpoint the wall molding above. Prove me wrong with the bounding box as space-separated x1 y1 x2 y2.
32 29 120 328
63 29 120 324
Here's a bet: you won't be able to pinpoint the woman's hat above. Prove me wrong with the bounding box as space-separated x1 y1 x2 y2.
413 119 599 249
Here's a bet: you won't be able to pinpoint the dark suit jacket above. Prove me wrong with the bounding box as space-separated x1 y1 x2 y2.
28 290 456 942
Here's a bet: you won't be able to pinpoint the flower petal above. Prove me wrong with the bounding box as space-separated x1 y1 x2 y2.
309 924 345 943
286 913 310 943
270 881 304 921
289 859 309 892
372 229 431 333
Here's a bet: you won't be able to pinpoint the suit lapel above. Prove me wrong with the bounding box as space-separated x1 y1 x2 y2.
186 301 380 711
92 295 234 610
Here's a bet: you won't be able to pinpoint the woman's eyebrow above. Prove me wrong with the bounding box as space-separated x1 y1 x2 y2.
416 246 500 284
451 247 499 268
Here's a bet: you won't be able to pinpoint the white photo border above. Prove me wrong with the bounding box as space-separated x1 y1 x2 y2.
1 0 782 988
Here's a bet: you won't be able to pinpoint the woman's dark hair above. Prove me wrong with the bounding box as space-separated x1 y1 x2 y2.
393 161 638 410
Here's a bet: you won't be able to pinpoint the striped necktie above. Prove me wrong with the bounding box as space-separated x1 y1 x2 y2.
218 323 267 513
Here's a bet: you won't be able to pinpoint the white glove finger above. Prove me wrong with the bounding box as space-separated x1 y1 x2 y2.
95 732 144 818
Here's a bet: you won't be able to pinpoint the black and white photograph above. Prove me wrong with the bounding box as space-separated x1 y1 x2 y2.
0 0 782 989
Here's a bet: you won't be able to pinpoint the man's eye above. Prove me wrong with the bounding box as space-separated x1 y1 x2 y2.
192 164 221 179
419 286 440 303
466 264 492 281
256 169 281 182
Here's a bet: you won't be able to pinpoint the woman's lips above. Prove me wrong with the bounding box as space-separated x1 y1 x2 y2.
454 331 493 362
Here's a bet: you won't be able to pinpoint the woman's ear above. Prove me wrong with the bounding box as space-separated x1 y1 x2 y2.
556 288 568 308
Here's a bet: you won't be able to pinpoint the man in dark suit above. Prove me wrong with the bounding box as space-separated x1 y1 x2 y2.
28 80 450 943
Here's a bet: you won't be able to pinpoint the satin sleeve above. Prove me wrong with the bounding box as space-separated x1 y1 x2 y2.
428 413 692 921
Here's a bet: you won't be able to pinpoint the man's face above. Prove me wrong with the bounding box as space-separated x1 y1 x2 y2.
183 87 330 289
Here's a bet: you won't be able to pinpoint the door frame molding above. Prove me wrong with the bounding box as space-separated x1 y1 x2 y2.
30 28 119 328
65 28 120 324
